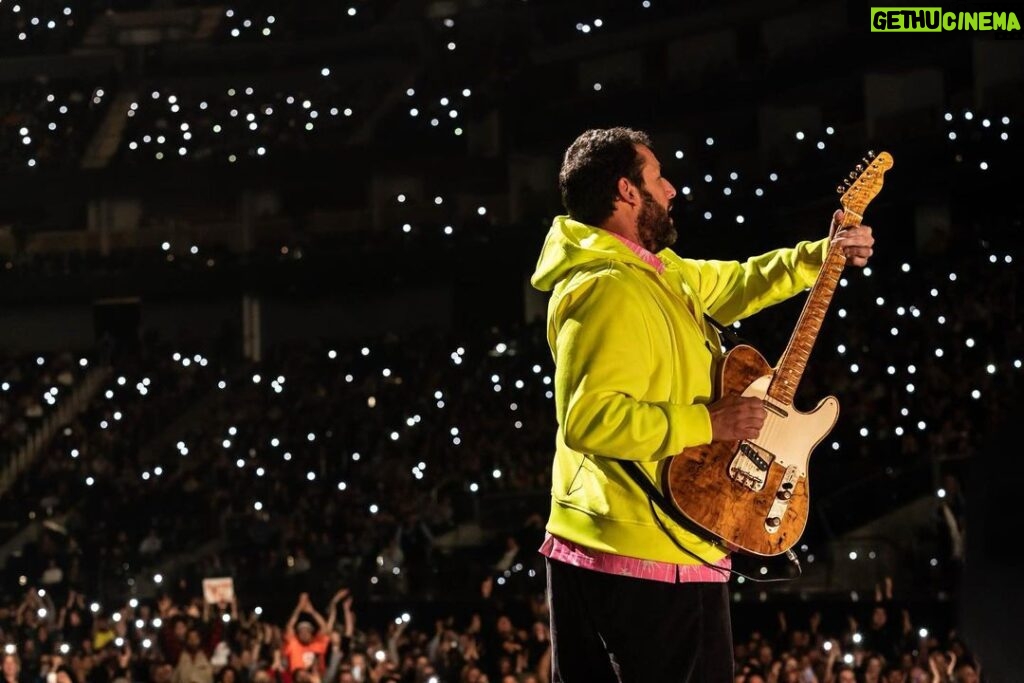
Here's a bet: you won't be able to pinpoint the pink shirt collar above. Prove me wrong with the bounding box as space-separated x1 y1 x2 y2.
611 232 665 274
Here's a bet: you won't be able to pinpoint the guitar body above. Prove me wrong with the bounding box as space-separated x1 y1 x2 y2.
664 344 839 556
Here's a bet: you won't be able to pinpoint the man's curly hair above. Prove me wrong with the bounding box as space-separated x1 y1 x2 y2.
558 127 653 227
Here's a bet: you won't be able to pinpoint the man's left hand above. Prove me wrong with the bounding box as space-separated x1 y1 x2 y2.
829 209 874 267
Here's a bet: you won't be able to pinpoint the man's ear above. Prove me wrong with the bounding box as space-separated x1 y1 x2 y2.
616 177 639 207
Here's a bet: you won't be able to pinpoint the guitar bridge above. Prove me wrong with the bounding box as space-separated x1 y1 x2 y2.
728 441 773 492
739 442 768 470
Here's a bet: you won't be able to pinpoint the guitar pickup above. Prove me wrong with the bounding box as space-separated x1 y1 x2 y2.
739 442 768 471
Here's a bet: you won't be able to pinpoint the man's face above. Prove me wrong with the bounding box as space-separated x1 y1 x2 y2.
634 145 677 253
296 625 314 644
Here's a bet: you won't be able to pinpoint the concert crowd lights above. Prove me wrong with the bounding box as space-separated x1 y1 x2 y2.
0 3 1018 677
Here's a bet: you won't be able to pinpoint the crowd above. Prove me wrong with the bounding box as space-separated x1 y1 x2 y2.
0 3 1016 682
0 77 111 174
0 570 986 683
0 351 90 464
0 176 1009 681
0 175 1012 606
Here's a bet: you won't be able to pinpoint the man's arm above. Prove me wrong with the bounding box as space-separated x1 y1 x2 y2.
341 594 355 639
554 276 713 459
685 211 874 325
324 589 348 634
284 593 308 640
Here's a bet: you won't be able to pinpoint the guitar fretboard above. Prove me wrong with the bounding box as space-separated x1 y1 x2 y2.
768 245 846 405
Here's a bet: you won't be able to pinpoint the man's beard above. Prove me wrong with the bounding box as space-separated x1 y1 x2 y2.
637 187 677 253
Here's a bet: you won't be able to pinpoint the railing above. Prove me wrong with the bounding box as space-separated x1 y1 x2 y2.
0 364 111 498
0 364 111 572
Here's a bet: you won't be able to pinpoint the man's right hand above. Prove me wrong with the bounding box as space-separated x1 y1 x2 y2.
707 394 766 442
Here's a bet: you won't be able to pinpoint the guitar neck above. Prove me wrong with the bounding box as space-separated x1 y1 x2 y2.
768 244 846 405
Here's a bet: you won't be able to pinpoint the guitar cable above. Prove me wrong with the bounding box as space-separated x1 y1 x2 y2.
646 497 803 583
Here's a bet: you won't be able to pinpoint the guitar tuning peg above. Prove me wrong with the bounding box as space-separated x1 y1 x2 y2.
836 185 845 194
855 164 864 172
848 171 858 179
866 150 876 158
843 178 851 185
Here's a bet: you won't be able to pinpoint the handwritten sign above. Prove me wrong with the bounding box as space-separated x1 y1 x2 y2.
202 577 235 604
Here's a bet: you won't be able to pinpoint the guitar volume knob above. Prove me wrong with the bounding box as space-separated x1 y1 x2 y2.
777 489 793 501
767 516 782 527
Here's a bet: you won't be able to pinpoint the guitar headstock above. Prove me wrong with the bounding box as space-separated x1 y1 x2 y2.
836 150 894 216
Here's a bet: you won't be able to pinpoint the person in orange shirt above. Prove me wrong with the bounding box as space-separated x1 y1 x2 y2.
281 593 332 675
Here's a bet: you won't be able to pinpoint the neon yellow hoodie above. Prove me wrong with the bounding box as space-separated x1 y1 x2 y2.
531 216 829 564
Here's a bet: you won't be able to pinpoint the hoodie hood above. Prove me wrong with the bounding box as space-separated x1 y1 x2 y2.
530 215 656 292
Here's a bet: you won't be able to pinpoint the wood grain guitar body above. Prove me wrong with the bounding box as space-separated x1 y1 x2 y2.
664 345 838 556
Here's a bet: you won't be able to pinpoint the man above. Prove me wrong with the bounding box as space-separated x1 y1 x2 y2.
172 628 214 683
282 593 332 676
530 127 875 682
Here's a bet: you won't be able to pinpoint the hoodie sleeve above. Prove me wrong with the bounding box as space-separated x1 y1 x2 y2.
553 271 712 461
688 238 830 325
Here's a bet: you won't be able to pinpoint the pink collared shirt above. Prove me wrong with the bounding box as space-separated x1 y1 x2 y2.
611 232 665 274
539 533 731 583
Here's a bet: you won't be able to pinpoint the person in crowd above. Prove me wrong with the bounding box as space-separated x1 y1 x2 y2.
281 594 330 677
172 628 214 683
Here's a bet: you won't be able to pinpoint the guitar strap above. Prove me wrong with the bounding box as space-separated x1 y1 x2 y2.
618 458 727 551
702 313 747 350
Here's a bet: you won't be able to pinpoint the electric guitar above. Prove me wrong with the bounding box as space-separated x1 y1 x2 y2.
663 150 894 556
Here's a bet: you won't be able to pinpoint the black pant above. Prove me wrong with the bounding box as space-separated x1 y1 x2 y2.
546 558 734 683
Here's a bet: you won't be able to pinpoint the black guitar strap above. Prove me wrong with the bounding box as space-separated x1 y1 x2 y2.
618 459 723 546
702 313 747 350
